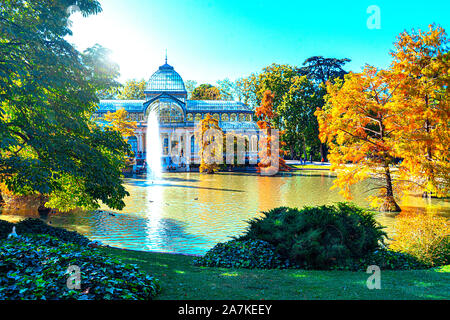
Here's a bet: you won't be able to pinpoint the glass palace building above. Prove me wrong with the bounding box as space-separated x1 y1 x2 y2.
95 61 258 170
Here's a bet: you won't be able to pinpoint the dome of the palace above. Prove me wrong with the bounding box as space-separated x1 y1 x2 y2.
146 62 186 93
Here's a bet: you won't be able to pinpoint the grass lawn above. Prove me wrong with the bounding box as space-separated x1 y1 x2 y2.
102 247 450 300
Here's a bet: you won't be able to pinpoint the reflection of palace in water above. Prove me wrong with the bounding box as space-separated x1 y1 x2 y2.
94 59 259 169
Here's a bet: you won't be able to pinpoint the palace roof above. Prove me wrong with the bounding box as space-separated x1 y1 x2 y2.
97 99 253 114
145 63 187 94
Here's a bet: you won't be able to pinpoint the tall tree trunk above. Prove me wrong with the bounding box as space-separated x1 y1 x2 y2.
303 136 307 161
379 164 401 212
320 143 328 162
423 95 435 197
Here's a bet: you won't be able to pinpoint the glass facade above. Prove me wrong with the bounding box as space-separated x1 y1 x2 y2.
146 63 186 93
97 62 258 132
149 100 184 123
163 136 169 155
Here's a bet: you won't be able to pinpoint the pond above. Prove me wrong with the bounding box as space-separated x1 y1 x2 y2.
1 170 449 255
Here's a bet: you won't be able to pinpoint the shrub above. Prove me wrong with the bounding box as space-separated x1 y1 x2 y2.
193 239 285 269
0 234 160 300
0 218 90 246
237 203 387 269
390 213 449 267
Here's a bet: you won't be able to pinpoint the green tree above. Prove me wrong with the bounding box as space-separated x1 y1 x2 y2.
235 75 258 108
117 79 146 100
279 76 324 159
301 56 351 85
82 44 121 99
191 84 222 100
239 64 301 128
97 86 121 99
301 56 351 161
0 0 130 211
257 64 300 112
83 44 121 91
216 78 235 101
184 80 197 99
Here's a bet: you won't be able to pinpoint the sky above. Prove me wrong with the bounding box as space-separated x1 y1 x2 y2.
66 0 450 85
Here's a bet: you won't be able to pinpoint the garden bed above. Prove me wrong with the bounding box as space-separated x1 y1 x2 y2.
0 220 161 300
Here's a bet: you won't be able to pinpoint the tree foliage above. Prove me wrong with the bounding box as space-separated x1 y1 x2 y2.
184 80 197 99
104 108 137 139
216 78 236 101
389 24 450 197
256 91 291 173
83 44 121 97
301 56 351 85
194 114 223 174
236 60 349 160
279 76 324 159
316 67 401 211
117 79 146 100
316 25 449 211
191 84 222 100
235 75 258 108
301 56 351 161
0 0 130 211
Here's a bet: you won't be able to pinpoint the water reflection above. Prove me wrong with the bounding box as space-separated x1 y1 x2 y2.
0 171 448 255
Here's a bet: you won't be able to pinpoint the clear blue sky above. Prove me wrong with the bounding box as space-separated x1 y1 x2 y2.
67 0 449 85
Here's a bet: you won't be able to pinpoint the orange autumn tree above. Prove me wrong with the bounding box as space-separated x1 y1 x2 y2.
194 113 223 174
316 66 402 212
389 24 450 197
256 90 291 173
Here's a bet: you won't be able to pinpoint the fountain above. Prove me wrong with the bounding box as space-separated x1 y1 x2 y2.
146 110 162 181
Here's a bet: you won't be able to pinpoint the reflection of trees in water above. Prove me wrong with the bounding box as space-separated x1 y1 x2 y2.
2 172 448 255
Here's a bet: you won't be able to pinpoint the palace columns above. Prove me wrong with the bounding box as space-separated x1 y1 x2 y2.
168 132 172 156
185 132 190 162
136 133 144 154
136 133 140 153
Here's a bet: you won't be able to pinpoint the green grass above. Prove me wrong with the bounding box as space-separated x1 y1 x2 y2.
101 247 450 300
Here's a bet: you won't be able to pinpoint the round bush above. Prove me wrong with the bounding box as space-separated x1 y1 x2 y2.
0 234 160 300
237 203 387 269
193 239 284 269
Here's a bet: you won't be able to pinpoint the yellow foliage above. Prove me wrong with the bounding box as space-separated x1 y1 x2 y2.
0 181 13 197
315 67 401 211
389 24 450 197
315 25 449 211
390 213 449 266
194 114 223 174
104 108 137 139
